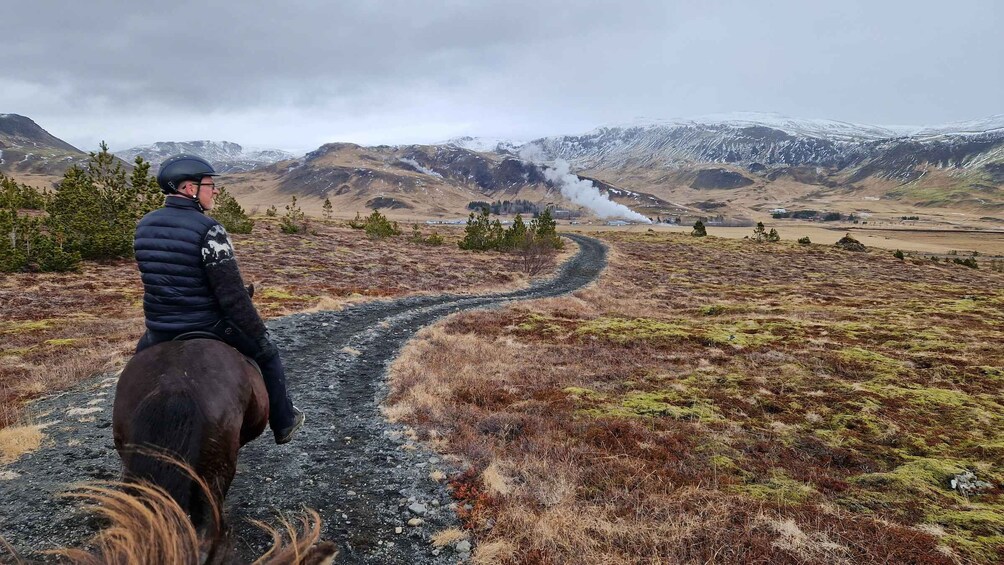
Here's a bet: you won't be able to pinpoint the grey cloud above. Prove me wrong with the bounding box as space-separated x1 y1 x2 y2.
1 0 1000 151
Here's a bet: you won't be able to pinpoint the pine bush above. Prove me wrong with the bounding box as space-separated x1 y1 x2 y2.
210 187 255 234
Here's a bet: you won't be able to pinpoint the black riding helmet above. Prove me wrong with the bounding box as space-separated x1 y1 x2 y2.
157 154 218 195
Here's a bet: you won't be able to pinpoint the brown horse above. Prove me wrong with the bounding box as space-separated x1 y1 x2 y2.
112 338 269 531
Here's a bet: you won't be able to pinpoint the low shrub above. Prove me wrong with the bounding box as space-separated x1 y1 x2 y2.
363 209 401 238
279 196 310 234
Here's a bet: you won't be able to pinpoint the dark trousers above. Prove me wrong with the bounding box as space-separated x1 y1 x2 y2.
135 320 296 430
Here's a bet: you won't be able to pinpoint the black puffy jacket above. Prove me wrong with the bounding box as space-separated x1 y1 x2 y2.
135 195 268 343
135 197 222 332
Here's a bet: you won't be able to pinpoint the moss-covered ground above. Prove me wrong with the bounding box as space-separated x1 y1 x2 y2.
387 231 1004 563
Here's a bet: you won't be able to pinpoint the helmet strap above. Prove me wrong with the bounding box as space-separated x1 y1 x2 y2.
186 181 205 212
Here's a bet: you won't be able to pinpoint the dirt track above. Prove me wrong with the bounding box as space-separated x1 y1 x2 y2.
0 234 607 564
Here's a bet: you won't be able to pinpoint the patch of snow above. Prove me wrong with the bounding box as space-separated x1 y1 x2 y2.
443 136 525 153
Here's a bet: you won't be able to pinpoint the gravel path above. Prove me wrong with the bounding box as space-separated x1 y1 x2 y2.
0 234 606 563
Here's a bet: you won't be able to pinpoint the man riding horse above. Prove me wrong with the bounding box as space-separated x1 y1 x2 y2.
133 154 305 444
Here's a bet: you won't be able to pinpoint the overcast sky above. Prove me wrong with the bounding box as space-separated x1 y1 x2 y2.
3 0 1001 153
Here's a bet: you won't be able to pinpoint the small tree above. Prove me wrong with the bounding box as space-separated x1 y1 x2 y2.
751 222 779 243
279 195 309 234
265 205 277 217
47 143 149 260
322 197 333 220
528 207 561 249
458 208 493 250
409 224 444 246
363 209 401 238
691 220 707 237
209 187 255 234
347 212 366 229
1 207 79 272
503 214 528 249
798 236 811 245
893 249 905 260
0 174 48 210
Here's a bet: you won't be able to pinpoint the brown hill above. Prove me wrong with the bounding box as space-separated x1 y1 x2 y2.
0 114 87 187
223 143 603 219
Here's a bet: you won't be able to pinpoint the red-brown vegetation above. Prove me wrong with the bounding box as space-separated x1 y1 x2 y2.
387 232 1004 563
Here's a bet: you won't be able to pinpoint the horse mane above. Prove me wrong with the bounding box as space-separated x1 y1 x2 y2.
44 457 336 564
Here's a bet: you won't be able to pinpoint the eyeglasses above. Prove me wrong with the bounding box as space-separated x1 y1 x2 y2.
197 182 219 191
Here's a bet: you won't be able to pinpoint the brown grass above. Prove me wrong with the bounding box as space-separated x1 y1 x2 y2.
387 231 1004 563
0 219 558 433
0 422 45 464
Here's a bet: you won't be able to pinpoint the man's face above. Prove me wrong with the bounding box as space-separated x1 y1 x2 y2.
182 176 219 210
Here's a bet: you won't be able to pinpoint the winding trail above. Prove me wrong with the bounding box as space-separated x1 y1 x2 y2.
0 234 606 563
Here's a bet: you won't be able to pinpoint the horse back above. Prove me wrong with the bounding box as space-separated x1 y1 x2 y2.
114 339 269 454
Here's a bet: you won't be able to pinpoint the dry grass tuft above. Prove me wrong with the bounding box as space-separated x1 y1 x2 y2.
430 527 469 548
0 422 45 464
471 539 516 564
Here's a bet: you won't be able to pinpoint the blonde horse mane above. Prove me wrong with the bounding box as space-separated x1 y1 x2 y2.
1 452 336 565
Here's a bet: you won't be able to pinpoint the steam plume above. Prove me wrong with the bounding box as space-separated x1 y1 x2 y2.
520 146 651 223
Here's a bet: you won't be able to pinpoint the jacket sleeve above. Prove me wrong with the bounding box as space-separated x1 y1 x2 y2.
201 224 268 339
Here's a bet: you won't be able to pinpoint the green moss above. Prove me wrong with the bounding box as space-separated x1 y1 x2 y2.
563 386 605 400
700 304 727 316
1 320 53 334
863 384 997 418
709 454 739 472
619 391 720 421
931 507 1004 533
516 313 563 335
851 457 967 502
979 366 1004 381
939 533 1004 565
580 389 720 421
575 317 689 344
733 471 816 505
839 347 904 379
702 320 781 347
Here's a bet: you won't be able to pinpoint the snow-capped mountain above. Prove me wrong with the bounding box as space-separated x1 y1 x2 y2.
443 136 525 154
116 141 295 173
504 113 1004 186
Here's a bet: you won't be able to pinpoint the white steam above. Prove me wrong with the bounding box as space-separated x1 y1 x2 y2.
519 146 650 223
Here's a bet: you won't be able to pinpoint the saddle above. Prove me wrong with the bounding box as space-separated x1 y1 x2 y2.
172 331 263 378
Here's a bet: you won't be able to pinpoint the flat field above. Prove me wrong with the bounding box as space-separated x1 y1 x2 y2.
567 224 1004 256
0 220 557 429
387 231 1004 563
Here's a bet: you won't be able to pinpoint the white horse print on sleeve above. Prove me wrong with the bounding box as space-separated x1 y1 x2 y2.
202 225 236 265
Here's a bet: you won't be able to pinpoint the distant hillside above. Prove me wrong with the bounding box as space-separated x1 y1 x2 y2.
223 142 673 219
0 114 87 179
496 114 1004 216
115 141 294 173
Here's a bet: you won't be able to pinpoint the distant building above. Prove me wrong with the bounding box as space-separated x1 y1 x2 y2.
769 208 787 215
